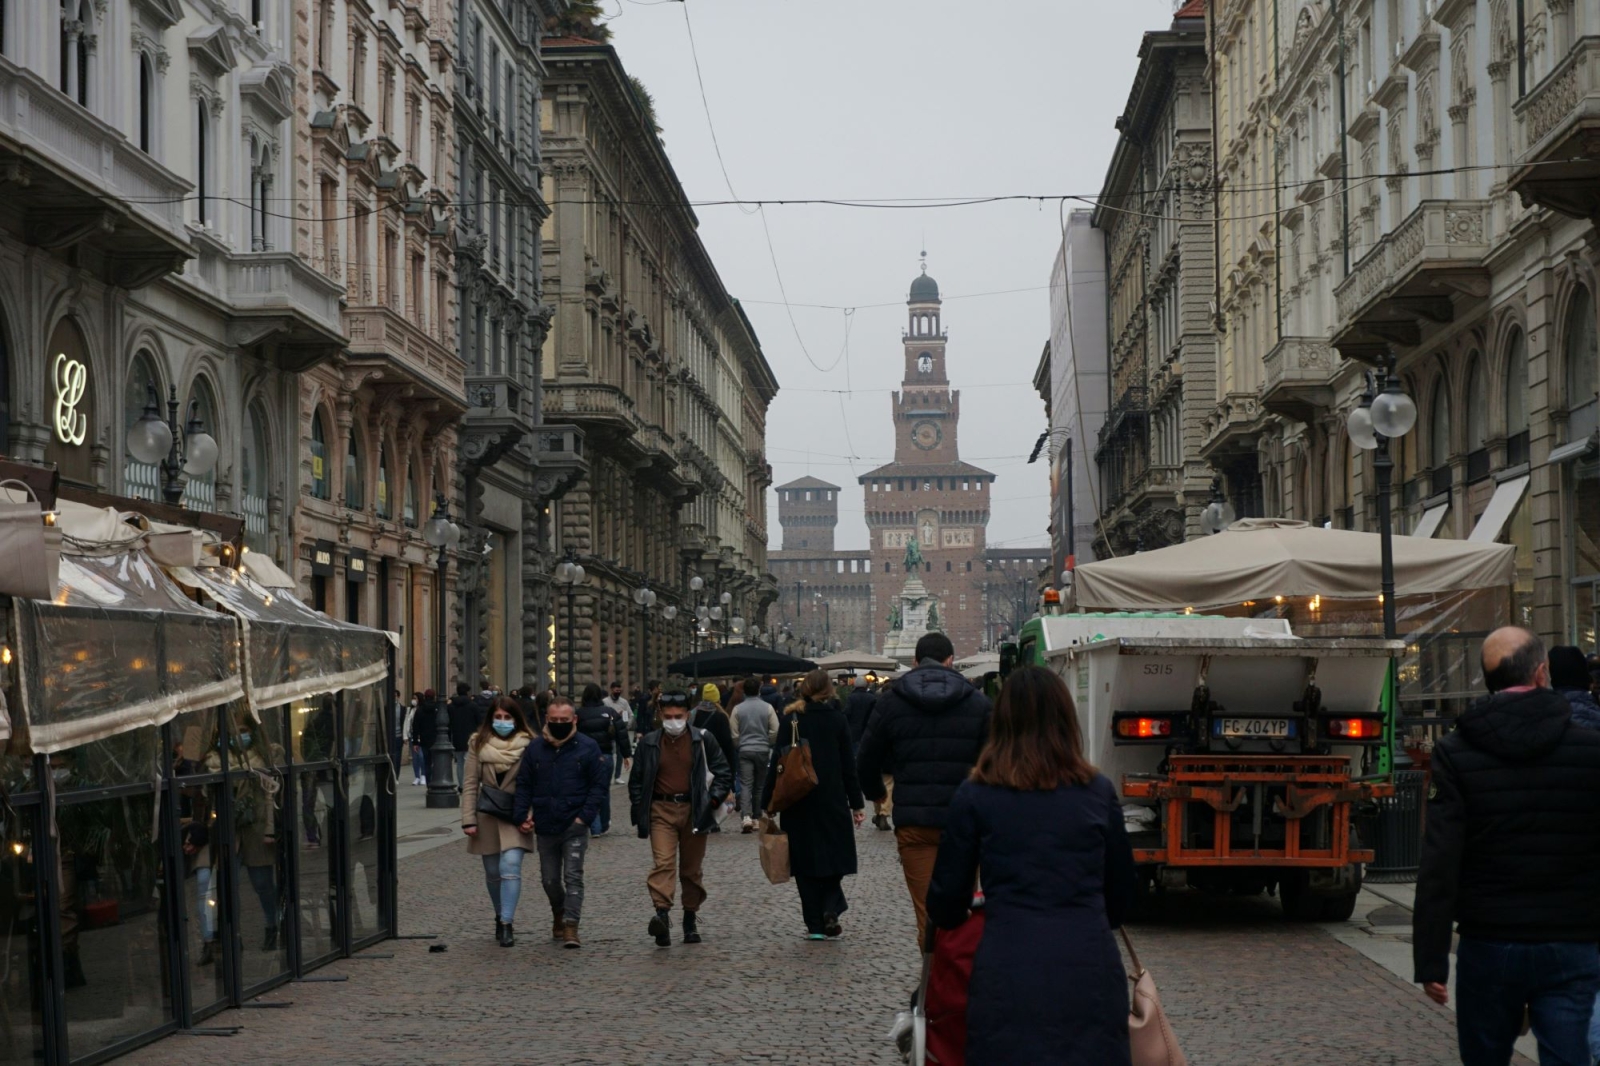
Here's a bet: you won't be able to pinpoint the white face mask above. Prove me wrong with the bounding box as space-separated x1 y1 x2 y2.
662 718 688 737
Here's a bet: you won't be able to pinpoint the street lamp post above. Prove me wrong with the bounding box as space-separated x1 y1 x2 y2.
1200 475 1237 536
552 547 587 697
421 494 461 809
718 589 732 646
1348 351 1417 775
814 592 830 650
126 383 220 506
632 580 657 685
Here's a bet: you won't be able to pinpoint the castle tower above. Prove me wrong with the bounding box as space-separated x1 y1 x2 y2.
776 476 840 553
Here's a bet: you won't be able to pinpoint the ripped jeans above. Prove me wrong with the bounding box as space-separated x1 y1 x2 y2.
481 848 527 924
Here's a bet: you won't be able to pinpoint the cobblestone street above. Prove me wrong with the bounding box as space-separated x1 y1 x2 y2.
116 783 1528 1066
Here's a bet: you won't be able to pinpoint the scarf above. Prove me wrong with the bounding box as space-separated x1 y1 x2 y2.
473 731 530 770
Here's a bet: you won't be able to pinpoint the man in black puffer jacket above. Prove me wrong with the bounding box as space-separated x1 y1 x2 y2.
575 684 631 835
1414 627 1600 1065
856 632 990 947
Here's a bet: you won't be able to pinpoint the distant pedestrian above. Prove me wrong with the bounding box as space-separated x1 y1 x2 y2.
515 685 542 732
1551 645 1600 731
843 675 890 831
926 666 1136 1065
856 632 991 947
403 692 425 785
759 681 783 716
1414 627 1600 1066
764 670 864 939
603 681 633 781
389 689 407 775
514 695 606 949
628 687 733 947
730 674 780 831
576 683 631 834
446 683 480 792
460 696 537 947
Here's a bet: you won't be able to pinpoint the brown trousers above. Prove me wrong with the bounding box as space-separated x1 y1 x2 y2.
895 825 943 948
647 800 707 912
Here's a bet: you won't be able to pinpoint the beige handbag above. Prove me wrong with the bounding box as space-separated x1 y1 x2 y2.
1121 928 1187 1066
757 816 790 884
0 480 61 601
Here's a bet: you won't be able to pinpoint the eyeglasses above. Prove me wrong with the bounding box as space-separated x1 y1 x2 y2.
658 693 690 707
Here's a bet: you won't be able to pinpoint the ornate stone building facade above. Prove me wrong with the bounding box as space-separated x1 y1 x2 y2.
453 0 582 691
0 1 338 574
1091 0 1217 556
770 264 1051 657
291 0 463 695
540 37 777 688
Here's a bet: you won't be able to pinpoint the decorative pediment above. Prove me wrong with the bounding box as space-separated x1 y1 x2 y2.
132 0 182 29
187 25 237 78
240 62 294 122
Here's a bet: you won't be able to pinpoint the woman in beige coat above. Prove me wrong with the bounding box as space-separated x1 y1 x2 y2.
461 695 536 946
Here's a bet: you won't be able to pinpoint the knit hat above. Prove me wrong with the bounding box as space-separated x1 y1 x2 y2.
701 683 721 704
1549 646 1592 690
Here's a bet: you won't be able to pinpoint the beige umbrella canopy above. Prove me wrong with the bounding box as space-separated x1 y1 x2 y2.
1073 518 1515 612
813 649 900 671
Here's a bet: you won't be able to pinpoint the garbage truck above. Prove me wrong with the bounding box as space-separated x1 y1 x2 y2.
1007 612 1399 920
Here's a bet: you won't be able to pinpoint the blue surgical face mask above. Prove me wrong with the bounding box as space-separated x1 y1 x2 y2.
491 719 515 738
238 732 253 749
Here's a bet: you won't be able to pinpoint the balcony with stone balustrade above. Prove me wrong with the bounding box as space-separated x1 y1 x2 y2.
1332 199 1492 361
1511 35 1600 221
1260 337 1337 423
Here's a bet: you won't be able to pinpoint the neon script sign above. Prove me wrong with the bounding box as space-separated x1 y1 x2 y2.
52 354 88 446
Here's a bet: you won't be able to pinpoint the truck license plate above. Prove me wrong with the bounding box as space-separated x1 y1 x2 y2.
1215 718 1293 738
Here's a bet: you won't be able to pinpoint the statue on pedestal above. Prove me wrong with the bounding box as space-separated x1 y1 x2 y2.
903 536 922 570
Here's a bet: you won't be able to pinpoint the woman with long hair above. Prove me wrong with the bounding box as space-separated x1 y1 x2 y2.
761 669 864 939
461 695 537 946
925 665 1137 1065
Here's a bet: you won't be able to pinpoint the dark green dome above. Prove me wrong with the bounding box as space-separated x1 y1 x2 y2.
909 270 940 302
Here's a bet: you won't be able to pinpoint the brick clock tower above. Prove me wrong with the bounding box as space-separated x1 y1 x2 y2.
859 257 995 656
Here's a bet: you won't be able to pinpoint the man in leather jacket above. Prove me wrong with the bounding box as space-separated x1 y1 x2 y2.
627 687 733 947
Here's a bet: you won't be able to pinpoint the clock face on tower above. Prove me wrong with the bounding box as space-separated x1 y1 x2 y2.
917 353 933 374
912 420 942 450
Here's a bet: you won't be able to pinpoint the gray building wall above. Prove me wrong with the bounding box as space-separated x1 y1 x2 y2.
1048 211 1109 567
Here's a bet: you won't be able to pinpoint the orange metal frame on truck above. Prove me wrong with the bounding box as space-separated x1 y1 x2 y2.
1122 755 1393 868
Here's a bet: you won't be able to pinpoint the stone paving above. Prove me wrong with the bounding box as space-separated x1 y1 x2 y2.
123 784 1526 1066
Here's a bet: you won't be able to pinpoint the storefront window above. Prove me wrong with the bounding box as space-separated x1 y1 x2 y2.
1572 454 1600 651
123 353 161 502
297 767 336 963
1509 494 1535 629
0 812 43 1066
177 780 226 1012
345 431 364 511
376 442 391 519
56 791 171 1057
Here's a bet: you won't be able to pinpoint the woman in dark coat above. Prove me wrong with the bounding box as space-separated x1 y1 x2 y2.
762 669 865 938
926 666 1137 1066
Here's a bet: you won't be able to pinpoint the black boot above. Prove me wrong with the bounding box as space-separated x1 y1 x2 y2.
648 908 671 947
500 922 515 948
682 910 702 945
823 912 842 938
495 919 505 945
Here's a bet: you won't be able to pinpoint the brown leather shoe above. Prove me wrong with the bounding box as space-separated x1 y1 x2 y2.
552 910 565 940
562 921 581 949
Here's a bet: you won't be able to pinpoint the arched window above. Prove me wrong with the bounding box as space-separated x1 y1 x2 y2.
344 429 364 510
124 352 162 501
1506 328 1529 464
181 378 218 512
310 409 330 499
1566 286 1598 441
1466 353 1489 480
1430 378 1452 496
241 401 271 553
138 56 153 153
196 101 208 226
375 441 391 518
403 458 418 527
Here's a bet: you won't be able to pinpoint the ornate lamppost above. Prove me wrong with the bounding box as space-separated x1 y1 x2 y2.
552 547 587 697
633 580 657 686
421 494 461 809
126 383 220 506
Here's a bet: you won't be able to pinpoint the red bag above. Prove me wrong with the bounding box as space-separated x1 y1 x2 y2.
920 901 985 1065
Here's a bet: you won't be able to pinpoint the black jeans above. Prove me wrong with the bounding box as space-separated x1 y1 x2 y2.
794 874 847 933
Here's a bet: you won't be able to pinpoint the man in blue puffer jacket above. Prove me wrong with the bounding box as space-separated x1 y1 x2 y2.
513 696 607 949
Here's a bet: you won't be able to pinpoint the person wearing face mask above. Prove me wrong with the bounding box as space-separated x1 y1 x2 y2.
627 688 734 947
512 696 606 949
462 696 538 946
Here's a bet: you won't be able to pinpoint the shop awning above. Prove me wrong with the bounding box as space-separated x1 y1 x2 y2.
1411 502 1450 539
174 565 390 713
1468 474 1531 543
14 551 243 752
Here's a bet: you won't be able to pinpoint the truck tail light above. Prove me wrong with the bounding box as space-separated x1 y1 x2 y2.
1327 717 1384 740
1116 716 1174 739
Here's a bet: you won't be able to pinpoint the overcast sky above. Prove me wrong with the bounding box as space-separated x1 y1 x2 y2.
603 0 1179 552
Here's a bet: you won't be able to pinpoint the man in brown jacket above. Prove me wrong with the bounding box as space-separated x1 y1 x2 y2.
627 687 733 947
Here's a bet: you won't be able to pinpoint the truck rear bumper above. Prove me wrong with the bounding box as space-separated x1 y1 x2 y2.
1123 755 1393 868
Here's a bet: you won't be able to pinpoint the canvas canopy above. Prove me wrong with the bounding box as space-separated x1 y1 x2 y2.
1072 519 1515 612
812 650 899 671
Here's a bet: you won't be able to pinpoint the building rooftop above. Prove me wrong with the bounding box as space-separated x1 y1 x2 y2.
858 460 994 481
777 475 841 491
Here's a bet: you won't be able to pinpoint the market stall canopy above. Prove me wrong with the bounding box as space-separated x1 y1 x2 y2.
173 565 390 713
958 654 1001 681
1072 518 1516 612
812 650 900 671
667 645 817 678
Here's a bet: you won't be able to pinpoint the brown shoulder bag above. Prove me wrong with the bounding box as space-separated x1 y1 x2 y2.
766 717 817 813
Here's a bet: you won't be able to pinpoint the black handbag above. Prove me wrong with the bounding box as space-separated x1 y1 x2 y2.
477 783 516 823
